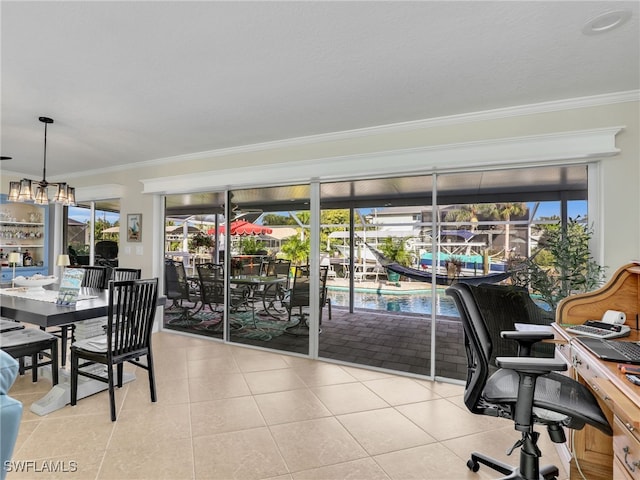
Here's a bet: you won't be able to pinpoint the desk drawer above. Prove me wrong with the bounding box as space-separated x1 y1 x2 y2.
614 416 640 479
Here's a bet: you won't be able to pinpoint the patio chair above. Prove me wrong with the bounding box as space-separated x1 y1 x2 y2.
260 259 291 315
283 265 329 336
70 278 159 421
197 263 249 330
164 259 201 325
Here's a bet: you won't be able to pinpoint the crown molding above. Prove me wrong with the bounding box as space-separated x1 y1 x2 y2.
141 126 623 195
64 90 638 180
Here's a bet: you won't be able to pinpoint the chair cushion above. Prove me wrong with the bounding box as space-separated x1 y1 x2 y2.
72 335 108 353
0 350 19 395
0 328 55 348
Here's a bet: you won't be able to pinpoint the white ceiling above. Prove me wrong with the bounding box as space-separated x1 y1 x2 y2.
1 1 638 180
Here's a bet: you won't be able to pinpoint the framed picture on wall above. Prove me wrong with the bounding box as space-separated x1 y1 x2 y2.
127 213 142 242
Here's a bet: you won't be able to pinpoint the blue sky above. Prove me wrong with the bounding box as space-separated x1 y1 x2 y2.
68 207 120 224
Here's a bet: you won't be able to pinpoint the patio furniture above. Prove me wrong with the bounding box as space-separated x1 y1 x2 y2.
165 259 201 325
259 259 291 316
0 350 22 480
445 282 611 479
70 278 159 421
283 265 329 336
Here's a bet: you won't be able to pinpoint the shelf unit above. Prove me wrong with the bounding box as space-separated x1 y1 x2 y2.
0 195 49 283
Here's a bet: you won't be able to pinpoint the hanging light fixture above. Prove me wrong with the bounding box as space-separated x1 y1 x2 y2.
7 116 75 206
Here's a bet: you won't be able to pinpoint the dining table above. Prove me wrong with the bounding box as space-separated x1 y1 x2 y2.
0 287 108 328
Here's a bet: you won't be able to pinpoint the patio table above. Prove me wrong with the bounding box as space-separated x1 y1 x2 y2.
230 275 288 320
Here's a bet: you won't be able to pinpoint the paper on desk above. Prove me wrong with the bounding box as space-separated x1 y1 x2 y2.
514 323 554 333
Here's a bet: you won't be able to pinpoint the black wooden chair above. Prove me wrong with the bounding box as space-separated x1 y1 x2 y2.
446 282 611 479
110 267 141 282
80 265 109 289
48 265 109 367
70 278 159 421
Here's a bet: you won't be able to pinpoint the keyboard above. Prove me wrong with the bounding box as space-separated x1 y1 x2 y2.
566 322 630 339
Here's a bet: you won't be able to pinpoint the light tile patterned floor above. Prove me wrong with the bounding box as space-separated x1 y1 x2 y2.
7 332 568 480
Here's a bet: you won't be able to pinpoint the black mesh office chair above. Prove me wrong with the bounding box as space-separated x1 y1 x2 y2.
446 282 612 480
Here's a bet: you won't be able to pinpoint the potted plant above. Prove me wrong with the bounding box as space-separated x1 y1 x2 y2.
513 217 606 311
445 255 464 277
378 237 412 284
189 232 213 252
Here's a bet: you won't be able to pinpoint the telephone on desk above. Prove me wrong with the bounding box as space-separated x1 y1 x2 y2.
566 310 629 339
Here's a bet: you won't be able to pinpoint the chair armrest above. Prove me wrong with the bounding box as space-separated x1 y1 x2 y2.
495 356 567 373
501 330 555 357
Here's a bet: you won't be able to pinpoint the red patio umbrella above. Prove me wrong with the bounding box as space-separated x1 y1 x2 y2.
210 220 272 236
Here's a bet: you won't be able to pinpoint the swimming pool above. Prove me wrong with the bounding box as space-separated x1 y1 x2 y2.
327 287 460 317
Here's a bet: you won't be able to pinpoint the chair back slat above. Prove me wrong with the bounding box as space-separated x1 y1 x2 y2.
111 268 142 282
107 279 158 358
81 266 109 289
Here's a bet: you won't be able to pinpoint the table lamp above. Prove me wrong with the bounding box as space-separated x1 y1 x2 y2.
57 254 70 278
8 252 21 287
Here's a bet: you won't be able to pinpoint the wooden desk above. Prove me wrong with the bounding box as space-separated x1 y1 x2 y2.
553 263 640 480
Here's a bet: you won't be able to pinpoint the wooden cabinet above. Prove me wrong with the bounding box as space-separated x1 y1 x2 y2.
0 195 49 283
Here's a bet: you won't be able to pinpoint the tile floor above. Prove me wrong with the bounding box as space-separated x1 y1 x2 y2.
8 332 568 480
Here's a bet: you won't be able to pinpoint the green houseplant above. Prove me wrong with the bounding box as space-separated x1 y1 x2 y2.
514 217 606 311
189 232 213 251
378 237 412 283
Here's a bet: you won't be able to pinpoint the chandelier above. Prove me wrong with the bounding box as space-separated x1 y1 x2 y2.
7 116 75 206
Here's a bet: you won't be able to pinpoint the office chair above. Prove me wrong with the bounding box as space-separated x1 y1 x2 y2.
446 283 612 480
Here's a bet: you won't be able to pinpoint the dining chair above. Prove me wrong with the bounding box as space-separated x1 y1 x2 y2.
80 265 109 289
45 265 109 368
70 278 159 421
110 267 142 282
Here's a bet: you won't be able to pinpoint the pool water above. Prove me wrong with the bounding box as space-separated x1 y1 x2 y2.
327 288 460 317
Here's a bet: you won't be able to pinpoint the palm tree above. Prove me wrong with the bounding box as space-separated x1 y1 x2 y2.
484 203 528 255
280 233 310 266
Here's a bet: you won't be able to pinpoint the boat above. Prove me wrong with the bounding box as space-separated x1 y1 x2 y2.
364 243 515 286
